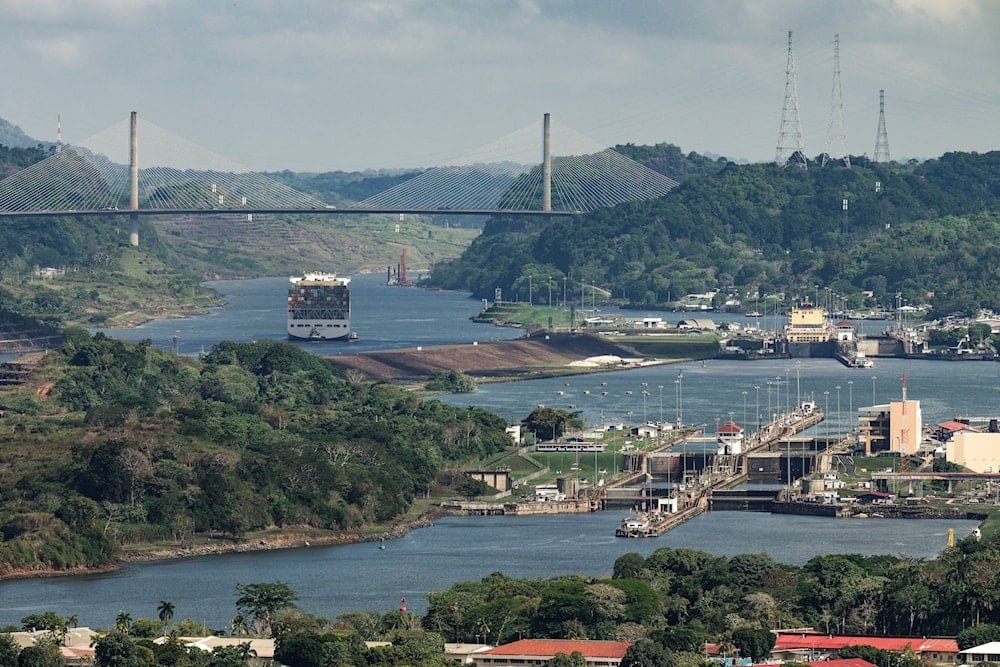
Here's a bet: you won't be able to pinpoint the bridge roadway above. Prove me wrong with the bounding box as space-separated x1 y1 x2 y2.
0 207 583 219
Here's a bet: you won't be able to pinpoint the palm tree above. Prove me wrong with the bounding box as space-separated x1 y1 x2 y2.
230 614 248 637
114 611 132 634
157 600 175 635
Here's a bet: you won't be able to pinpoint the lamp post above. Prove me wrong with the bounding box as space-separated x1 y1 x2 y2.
784 368 791 414
742 390 748 428
835 385 841 438
754 385 761 434
563 276 567 310
547 276 551 307
767 380 773 425
871 375 877 407
795 361 801 408
824 390 830 441
658 385 664 424
642 390 649 424
848 380 854 423
676 372 683 428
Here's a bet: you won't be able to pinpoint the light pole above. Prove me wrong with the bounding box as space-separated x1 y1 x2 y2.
642 390 649 424
824 390 830 441
547 276 551 307
835 385 841 438
848 380 854 423
676 372 683 428
754 385 761 433
767 380 773 424
658 385 664 424
742 390 748 428
784 368 790 414
871 375 877 407
563 276 567 309
795 361 801 408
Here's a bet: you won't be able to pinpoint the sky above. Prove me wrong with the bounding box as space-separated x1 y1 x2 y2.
1 0 997 173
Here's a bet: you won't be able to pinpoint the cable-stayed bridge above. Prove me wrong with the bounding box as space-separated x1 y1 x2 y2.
0 112 678 245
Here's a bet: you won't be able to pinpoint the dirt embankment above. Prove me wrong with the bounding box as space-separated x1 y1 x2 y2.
325 331 642 382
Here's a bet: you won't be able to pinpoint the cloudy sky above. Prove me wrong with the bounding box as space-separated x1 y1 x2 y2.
1 0 996 172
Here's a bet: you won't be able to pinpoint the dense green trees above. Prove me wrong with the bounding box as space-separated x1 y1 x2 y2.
420 532 1000 649
0 333 514 574
428 149 1000 316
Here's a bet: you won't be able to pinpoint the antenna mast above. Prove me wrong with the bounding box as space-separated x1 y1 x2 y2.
56 114 62 153
874 89 891 163
775 30 806 168
822 34 850 168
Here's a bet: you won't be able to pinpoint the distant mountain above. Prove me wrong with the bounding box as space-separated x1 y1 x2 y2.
0 116 44 148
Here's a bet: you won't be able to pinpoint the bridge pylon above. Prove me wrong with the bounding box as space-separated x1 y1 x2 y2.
129 111 140 246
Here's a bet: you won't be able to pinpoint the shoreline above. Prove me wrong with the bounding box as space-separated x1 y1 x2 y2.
0 511 442 582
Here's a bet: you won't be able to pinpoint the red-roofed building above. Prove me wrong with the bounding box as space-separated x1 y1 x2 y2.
717 419 745 455
936 421 977 442
771 633 959 665
834 320 855 342
473 639 631 667
760 659 876 667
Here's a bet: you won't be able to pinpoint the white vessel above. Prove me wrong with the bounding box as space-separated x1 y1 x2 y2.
287 272 352 340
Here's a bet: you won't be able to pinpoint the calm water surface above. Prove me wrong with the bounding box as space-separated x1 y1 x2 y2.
0 278 990 628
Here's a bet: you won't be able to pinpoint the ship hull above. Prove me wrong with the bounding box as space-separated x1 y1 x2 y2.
288 272 352 341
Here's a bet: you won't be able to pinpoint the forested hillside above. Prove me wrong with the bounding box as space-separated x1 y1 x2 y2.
428 149 1000 316
0 146 476 331
0 332 510 575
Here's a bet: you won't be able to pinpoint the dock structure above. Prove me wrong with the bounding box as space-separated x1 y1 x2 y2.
613 408 825 537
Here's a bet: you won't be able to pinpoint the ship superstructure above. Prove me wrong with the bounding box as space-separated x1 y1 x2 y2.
287 272 351 340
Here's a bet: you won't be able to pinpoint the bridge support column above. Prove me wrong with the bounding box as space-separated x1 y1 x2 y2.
542 113 551 212
129 111 139 246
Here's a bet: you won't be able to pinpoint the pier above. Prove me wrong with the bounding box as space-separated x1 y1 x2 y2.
612 408 825 537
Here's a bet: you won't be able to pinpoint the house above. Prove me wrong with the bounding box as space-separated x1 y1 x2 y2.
935 420 976 442
472 639 631 667
9 628 98 667
155 636 275 666
771 633 959 665
856 491 894 504
760 659 877 667
959 641 1000 664
446 643 492 664
630 423 660 439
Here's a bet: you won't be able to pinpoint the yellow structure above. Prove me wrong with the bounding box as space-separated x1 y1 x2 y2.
947 430 1000 473
785 305 832 343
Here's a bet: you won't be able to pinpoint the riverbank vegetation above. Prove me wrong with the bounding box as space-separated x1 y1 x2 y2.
3 532 1000 667
0 332 514 576
428 149 1000 318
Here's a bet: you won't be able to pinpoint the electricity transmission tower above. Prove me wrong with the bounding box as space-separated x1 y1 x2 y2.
874 89 891 163
775 30 807 168
822 34 850 168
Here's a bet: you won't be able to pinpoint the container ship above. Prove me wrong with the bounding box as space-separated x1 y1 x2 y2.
287 272 352 340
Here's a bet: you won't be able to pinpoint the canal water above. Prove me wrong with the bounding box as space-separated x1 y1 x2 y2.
0 276 990 629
